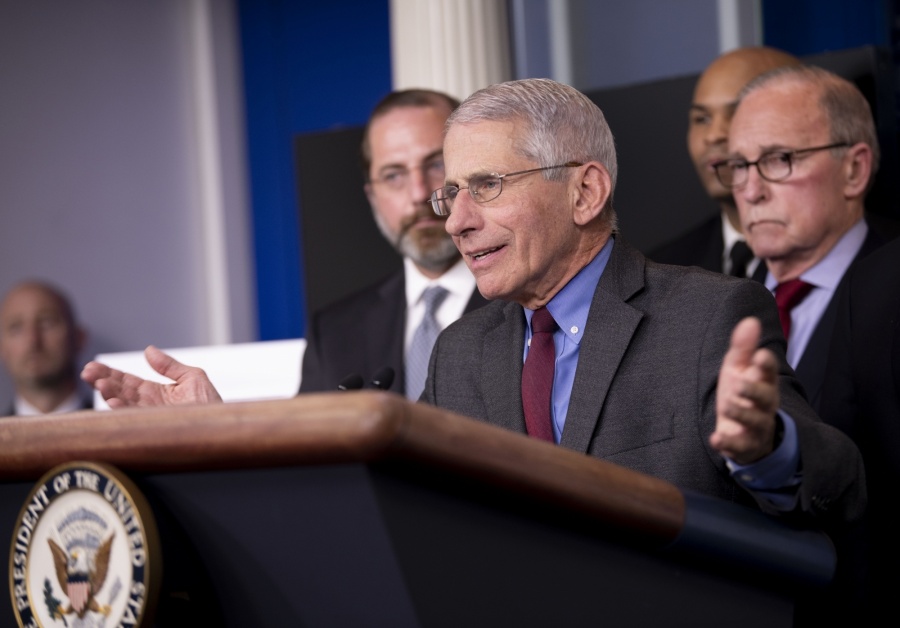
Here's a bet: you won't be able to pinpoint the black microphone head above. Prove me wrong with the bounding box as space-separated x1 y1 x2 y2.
337 373 365 391
370 366 395 391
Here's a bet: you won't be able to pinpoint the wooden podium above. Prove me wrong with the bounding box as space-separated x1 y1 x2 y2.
0 393 834 627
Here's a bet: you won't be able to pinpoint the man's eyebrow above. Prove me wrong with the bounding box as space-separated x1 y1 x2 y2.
444 168 497 188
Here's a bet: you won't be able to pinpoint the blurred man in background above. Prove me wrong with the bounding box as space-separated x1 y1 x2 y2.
0 280 90 415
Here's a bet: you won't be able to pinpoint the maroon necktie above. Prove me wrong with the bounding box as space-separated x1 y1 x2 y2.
774 279 814 340
522 307 556 442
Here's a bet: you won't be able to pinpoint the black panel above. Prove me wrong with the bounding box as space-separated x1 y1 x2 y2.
585 74 706 254
294 127 402 321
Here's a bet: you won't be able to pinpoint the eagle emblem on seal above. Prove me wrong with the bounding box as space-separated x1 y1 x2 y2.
48 533 115 619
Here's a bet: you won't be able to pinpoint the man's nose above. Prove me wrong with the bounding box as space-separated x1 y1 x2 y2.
407 168 433 203
739 164 768 204
444 189 480 237
23 323 43 348
705 113 729 145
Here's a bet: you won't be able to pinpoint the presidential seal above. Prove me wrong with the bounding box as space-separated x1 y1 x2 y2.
9 461 160 628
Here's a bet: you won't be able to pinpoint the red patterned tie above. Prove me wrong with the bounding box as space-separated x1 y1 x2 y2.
522 307 556 442
774 279 814 340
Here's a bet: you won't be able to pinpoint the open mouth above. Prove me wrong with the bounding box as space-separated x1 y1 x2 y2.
470 246 503 261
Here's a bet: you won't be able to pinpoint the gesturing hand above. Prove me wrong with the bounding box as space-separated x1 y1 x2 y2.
710 317 780 465
81 345 223 409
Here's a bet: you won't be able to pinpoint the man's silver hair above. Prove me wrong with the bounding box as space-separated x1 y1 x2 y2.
739 65 880 186
448 78 618 227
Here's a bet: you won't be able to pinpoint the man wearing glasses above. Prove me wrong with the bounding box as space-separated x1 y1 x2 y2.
298 90 487 398
83 78 864 529
713 65 888 413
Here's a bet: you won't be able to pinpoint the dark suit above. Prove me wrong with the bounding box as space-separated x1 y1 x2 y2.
820 237 900 620
649 213 725 273
300 269 488 395
753 225 887 413
423 238 864 524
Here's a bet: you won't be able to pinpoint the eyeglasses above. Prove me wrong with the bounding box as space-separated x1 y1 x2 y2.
430 161 583 216
370 158 446 191
713 143 849 189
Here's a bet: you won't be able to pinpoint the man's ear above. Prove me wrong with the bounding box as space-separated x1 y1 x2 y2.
842 143 873 199
571 162 612 226
364 182 376 207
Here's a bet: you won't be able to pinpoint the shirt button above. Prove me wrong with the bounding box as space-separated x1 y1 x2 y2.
740 473 755 483
570 326 579 334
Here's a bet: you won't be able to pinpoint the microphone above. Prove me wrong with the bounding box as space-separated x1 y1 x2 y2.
370 367 395 391
337 373 365 391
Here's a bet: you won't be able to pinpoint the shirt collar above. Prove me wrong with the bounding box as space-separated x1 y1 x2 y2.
404 256 475 306
15 390 84 416
525 237 615 345
764 219 868 291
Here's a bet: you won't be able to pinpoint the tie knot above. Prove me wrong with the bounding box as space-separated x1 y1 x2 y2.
531 307 557 334
420 285 448 315
729 241 754 277
774 278 814 311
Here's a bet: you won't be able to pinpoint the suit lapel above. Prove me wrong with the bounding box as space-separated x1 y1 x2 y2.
482 302 528 434
560 240 645 453
750 259 768 284
795 227 886 411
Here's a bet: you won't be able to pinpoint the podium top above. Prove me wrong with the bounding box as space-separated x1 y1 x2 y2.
0 392 683 541
0 392 835 587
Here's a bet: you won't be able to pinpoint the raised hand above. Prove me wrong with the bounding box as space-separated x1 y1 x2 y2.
710 317 780 464
81 345 223 408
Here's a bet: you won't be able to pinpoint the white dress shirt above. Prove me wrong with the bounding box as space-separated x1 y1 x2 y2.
403 256 477 352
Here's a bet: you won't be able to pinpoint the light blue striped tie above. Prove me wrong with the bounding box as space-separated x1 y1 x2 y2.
405 285 448 400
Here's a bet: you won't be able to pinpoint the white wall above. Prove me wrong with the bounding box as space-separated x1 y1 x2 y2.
0 0 255 408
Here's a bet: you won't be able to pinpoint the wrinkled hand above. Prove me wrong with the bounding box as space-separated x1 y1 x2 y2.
81 345 223 409
710 317 780 465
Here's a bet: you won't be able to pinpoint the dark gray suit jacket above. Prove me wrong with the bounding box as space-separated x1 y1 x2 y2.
422 239 864 525
300 268 488 395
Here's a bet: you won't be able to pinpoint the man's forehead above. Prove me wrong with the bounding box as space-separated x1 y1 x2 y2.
731 85 823 148
444 120 524 169
369 112 447 166
1 287 66 317
370 106 448 139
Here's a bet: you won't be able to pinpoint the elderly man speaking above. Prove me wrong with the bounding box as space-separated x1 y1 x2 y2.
83 78 864 529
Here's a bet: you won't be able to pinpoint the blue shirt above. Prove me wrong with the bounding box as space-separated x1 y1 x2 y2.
523 237 800 508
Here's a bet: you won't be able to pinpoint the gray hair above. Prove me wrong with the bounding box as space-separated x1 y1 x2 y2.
448 78 618 226
740 65 880 184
